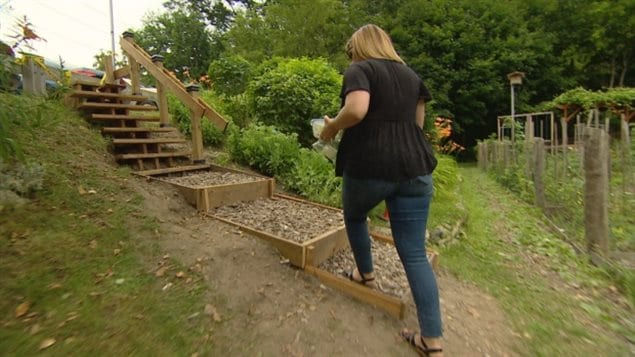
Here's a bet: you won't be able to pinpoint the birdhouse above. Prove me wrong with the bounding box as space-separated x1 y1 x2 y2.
507 71 525 85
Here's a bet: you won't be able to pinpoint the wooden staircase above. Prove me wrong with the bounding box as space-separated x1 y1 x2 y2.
67 32 228 176
70 79 193 173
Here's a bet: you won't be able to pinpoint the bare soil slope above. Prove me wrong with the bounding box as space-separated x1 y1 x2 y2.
135 178 519 356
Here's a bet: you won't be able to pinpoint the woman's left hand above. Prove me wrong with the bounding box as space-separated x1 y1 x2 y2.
320 116 338 142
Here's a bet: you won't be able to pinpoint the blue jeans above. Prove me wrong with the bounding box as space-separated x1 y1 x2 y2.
342 173 442 337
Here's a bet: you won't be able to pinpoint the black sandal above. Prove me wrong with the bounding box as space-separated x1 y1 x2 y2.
345 268 375 287
400 329 443 356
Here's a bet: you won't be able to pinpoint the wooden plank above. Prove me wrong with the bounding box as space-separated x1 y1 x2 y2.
112 138 186 145
304 265 406 319
274 193 342 212
205 180 271 210
113 65 130 79
120 37 228 131
102 127 175 133
91 114 160 121
115 151 190 160
207 213 305 267
79 102 157 111
134 164 210 176
72 79 124 89
304 226 348 267
71 90 147 101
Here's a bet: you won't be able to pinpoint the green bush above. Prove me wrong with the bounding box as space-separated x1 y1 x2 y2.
281 148 342 207
247 57 341 146
167 94 225 146
225 124 300 177
207 55 254 96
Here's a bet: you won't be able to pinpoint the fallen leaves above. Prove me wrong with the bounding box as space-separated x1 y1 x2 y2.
204 304 222 322
39 338 56 350
15 301 30 318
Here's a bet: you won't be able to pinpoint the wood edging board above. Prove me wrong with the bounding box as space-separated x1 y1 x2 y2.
205 211 347 269
204 195 348 269
140 164 275 211
206 213 306 267
303 265 406 319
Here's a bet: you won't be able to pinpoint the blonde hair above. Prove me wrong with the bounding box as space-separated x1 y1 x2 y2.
346 24 404 64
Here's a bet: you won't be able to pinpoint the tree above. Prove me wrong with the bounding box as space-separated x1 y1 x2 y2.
247 57 341 145
163 0 262 31
135 10 214 79
222 0 364 70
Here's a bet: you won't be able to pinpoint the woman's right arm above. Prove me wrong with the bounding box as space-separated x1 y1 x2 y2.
415 98 426 129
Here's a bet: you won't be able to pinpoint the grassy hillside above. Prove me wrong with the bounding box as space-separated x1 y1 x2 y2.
0 94 213 355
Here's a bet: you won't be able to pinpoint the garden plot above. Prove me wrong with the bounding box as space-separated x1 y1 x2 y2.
207 195 348 268
146 164 274 211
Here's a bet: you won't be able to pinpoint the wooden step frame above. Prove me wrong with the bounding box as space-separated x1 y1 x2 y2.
205 194 349 270
139 164 275 212
303 233 438 320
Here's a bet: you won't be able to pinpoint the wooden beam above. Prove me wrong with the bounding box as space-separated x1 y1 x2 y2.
119 37 228 131
304 227 348 267
304 265 406 319
207 213 305 267
113 65 130 79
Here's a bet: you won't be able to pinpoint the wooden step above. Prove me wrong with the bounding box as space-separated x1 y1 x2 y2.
79 102 157 111
91 114 160 121
115 151 191 160
73 79 125 89
102 127 176 134
71 90 148 101
112 138 186 145
135 164 210 176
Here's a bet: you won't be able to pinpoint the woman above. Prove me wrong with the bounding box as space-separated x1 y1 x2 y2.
320 24 443 356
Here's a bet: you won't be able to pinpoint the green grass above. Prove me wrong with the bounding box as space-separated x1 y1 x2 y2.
0 93 216 356
430 165 633 356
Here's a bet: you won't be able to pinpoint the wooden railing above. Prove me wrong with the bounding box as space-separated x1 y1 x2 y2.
103 31 228 163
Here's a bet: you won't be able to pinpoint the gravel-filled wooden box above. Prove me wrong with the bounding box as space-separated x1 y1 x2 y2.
305 232 438 320
142 164 275 211
206 194 348 269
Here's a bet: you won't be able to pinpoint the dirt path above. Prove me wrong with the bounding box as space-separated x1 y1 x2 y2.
135 178 520 356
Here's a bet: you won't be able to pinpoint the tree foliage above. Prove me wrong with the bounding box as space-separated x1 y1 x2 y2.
246 57 341 145
131 0 633 153
135 10 214 78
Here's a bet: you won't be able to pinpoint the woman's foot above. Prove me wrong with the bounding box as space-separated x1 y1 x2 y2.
399 328 443 356
346 267 376 288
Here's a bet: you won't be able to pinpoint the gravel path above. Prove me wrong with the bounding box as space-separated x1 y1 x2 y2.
209 197 344 243
162 170 265 188
318 239 411 299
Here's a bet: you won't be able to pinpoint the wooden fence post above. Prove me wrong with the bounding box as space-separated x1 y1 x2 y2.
122 31 141 95
583 127 609 264
151 55 170 127
532 138 546 210
103 54 114 84
21 55 46 95
186 84 205 164
621 112 633 201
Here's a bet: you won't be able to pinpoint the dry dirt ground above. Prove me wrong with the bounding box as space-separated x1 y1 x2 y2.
134 177 520 357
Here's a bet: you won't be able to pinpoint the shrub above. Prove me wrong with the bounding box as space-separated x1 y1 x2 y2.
225 124 300 177
281 148 342 207
207 55 254 96
247 57 341 146
168 94 225 147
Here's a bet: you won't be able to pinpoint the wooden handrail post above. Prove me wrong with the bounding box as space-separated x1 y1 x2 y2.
151 55 170 127
186 84 205 164
103 54 114 84
122 31 141 95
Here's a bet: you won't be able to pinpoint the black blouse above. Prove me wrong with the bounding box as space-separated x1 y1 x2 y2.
335 59 437 181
